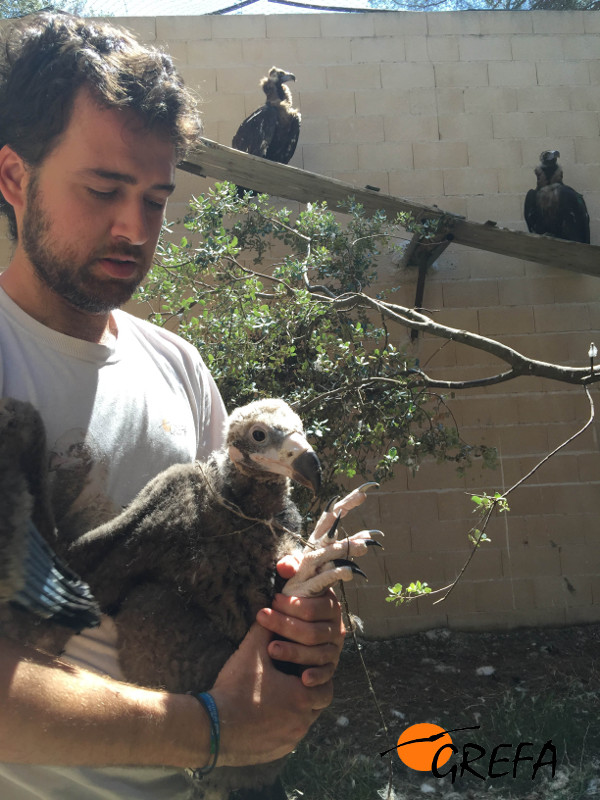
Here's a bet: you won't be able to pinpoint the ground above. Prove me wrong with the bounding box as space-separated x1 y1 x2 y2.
284 621 600 800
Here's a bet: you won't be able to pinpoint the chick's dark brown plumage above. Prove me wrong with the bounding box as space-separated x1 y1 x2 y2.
1 397 321 798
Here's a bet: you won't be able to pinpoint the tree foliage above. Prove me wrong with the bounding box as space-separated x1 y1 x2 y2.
138 184 496 510
0 0 109 19
369 0 599 11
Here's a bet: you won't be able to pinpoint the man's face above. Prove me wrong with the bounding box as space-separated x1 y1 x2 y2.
20 90 177 314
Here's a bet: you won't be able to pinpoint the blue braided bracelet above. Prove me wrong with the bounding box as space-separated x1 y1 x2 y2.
191 691 220 777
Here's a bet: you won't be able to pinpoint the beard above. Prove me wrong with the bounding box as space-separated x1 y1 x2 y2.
22 174 146 314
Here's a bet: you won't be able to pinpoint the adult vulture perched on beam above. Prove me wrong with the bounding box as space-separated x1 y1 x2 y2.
232 66 300 194
524 150 590 244
0 396 381 800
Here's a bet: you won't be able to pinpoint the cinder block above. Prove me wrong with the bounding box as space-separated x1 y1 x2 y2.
546 111 600 139
534 303 591 333
434 88 467 115
569 86 600 112
479 11 533 34
459 35 512 62
351 36 406 64
511 35 566 62
241 38 299 68
294 37 350 65
302 143 358 174
327 63 381 92
488 61 537 88
516 86 571 112
413 141 468 170
382 62 435 90
434 62 489 89
536 61 591 86
319 12 375 38
504 545 563 579
156 16 212 41
465 193 524 225
200 92 246 124
299 90 355 118
210 14 265 40
442 167 498 196
426 36 460 62
438 114 493 142
562 34 600 60
583 10 600 33
384 115 439 142
497 165 538 193
358 142 413 172
464 86 517 113
299 117 330 144
389 169 444 198
468 139 522 168
179 67 217 96
426 11 483 35
156 39 188 66
478 306 534 336
373 11 428 37
532 10 584 34
380 490 440 528
266 14 320 39
492 112 547 139
497 277 556 306
405 35 428 62
330 115 384 144
187 39 242 68
116 17 156 43
355 89 409 117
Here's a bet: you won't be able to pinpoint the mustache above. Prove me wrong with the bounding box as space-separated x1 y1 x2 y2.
95 243 145 261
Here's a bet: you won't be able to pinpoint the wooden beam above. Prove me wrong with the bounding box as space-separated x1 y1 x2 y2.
179 138 600 279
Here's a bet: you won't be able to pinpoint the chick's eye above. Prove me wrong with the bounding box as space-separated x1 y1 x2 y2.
251 427 266 442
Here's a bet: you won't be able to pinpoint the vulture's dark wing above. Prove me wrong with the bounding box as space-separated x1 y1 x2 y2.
0 519 100 631
232 105 278 158
558 185 590 244
0 396 100 631
524 189 539 234
267 114 299 165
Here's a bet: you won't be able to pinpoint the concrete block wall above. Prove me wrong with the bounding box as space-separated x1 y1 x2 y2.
1 11 599 636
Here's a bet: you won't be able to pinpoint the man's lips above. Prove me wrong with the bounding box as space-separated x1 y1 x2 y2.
97 257 140 280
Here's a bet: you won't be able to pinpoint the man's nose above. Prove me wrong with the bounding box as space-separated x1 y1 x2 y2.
111 199 149 245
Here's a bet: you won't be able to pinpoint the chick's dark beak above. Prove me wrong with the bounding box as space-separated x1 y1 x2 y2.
291 448 322 494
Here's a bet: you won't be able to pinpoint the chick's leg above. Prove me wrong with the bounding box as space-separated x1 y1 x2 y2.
282 483 384 598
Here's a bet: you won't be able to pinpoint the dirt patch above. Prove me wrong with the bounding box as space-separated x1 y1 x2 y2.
290 622 600 799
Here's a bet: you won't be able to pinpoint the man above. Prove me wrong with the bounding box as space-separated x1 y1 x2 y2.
0 12 344 799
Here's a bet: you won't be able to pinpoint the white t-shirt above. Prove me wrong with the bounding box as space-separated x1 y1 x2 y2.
0 287 227 799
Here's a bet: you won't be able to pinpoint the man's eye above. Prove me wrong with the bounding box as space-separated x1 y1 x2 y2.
146 198 166 211
88 188 116 200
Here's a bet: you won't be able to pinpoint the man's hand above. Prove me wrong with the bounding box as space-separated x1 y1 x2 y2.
258 558 346 687
209 622 332 767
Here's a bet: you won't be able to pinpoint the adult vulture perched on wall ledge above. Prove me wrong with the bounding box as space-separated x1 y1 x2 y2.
0 396 381 800
232 66 300 195
524 150 590 244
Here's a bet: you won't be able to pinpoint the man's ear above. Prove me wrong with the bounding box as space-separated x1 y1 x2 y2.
0 145 28 213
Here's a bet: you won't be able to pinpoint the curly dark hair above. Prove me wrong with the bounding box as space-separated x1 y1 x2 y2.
0 12 201 239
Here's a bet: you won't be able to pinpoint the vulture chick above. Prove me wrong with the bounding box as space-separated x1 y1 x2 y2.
1 397 381 799
232 66 300 195
524 150 590 243
0 398 100 638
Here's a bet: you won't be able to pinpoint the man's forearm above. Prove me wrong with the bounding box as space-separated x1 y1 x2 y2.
0 636 209 768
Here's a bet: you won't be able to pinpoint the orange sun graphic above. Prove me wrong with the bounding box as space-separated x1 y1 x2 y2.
395 723 454 772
